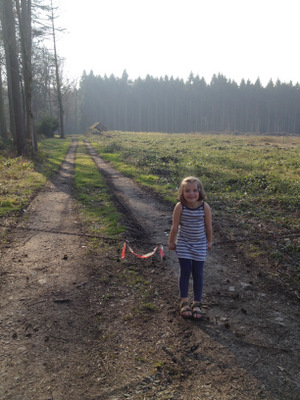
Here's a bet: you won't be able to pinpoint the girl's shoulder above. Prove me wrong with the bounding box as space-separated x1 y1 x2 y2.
203 202 211 214
172 202 183 221
175 202 183 210
203 201 210 209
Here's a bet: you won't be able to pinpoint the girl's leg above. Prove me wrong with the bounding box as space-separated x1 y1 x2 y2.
191 260 204 319
178 258 192 318
191 260 204 302
178 258 192 299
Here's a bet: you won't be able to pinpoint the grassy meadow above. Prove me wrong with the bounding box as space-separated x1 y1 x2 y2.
87 131 299 287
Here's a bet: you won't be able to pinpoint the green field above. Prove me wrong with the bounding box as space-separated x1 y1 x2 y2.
87 131 299 286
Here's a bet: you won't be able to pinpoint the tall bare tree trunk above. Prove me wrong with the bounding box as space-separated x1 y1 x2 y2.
0 66 8 140
16 0 38 152
0 0 26 155
50 0 64 138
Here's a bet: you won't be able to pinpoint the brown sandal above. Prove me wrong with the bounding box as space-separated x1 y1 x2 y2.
192 302 203 320
180 301 192 319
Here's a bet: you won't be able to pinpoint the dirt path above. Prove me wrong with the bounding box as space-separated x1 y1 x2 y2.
0 140 299 399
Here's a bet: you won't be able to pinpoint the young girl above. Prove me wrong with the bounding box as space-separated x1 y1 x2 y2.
168 176 212 319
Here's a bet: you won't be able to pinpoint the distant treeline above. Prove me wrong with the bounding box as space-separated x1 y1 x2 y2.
77 70 300 135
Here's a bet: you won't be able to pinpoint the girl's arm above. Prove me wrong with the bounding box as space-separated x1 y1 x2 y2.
204 202 213 249
168 202 182 250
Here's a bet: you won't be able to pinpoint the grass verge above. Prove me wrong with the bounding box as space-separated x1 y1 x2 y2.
0 137 71 220
74 141 125 252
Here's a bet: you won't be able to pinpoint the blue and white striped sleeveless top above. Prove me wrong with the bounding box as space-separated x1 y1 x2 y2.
176 203 207 261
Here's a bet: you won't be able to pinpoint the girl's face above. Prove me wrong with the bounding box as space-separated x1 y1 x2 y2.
182 182 200 205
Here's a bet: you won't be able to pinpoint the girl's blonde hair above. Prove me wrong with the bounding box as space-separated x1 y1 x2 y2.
178 176 207 203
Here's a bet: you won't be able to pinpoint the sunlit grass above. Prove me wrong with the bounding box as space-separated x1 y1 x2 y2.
0 138 71 218
34 137 72 177
87 131 299 212
74 142 125 245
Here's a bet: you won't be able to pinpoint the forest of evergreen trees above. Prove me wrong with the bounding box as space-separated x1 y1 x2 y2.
76 70 300 135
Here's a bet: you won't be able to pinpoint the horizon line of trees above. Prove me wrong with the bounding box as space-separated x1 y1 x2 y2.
77 70 300 135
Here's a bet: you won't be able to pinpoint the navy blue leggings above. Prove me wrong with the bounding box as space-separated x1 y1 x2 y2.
178 258 204 302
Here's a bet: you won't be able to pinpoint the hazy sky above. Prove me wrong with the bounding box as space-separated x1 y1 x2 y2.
56 0 299 86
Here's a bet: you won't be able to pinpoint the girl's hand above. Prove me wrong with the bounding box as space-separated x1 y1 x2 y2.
207 241 212 250
169 242 176 250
